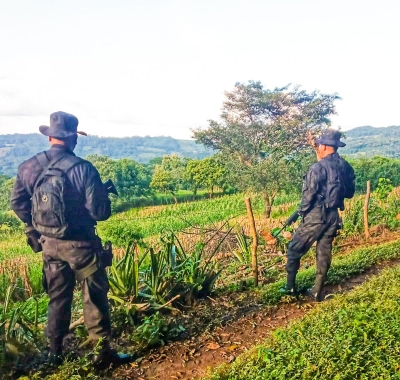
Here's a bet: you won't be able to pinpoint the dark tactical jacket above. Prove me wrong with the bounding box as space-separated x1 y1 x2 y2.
299 153 355 214
10 144 111 239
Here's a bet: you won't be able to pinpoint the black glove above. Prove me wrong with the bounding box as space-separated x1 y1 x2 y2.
25 226 42 253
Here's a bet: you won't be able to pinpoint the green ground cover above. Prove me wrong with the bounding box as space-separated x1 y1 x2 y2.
260 239 400 305
207 264 400 380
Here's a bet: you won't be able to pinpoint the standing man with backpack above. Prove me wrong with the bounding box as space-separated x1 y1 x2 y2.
281 129 356 301
10 111 130 366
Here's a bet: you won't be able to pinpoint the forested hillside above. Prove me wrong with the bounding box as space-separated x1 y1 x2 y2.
0 134 211 176
1 125 399 176
341 125 400 157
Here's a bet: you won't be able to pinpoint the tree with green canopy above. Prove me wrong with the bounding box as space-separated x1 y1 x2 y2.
186 156 227 198
193 81 340 217
150 154 187 203
87 155 152 199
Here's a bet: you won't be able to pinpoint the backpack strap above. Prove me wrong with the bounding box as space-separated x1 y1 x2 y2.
318 159 330 208
34 152 69 189
36 151 50 170
51 155 83 174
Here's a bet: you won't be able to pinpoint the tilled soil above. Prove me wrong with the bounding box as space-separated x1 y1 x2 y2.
116 257 400 380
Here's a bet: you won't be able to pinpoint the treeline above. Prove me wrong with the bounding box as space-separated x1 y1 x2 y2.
87 154 400 209
346 156 400 192
87 154 235 211
2 154 400 217
2 124 400 177
0 134 211 177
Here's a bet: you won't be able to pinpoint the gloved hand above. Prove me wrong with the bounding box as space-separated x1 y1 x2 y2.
25 226 42 253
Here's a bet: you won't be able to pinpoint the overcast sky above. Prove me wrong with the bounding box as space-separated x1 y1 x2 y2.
0 0 399 139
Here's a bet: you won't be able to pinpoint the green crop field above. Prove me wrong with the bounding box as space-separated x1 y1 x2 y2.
1 187 400 379
207 264 400 380
98 192 299 246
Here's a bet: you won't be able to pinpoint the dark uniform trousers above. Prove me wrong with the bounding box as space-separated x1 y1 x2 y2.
41 236 111 340
286 205 340 280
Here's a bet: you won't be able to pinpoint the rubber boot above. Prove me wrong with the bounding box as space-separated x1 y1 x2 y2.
280 272 297 296
48 336 64 366
90 339 133 367
306 274 325 302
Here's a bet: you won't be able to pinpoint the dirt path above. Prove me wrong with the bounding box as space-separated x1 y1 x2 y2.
117 257 400 380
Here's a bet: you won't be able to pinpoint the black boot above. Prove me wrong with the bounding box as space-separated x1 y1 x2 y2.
48 336 64 366
90 340 132 367
280 272 297 296
305 275 325 302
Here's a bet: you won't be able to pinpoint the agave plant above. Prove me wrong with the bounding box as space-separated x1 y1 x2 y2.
108 241 147 303
108 220 235 309
167 221 234 301
233 226 251 263
142 243 178 304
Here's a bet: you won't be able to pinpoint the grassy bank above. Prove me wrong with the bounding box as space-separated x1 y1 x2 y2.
261 238 400 305
207 264 400 380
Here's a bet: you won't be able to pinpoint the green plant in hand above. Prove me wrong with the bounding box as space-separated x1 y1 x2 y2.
270 226 292 253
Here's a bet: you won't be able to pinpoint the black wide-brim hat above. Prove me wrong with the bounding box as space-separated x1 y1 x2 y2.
316 128 346 147
39 111 87 139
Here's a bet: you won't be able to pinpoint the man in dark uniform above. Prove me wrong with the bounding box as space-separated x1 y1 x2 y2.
282 129 355 301
10 111 130 365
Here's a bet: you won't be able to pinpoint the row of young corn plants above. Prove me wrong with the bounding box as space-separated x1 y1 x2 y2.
98 192 299 246
206 263 400 380
0 231 43 302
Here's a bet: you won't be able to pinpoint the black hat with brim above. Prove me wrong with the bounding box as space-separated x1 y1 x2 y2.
316 129 346 147
39 111 87 139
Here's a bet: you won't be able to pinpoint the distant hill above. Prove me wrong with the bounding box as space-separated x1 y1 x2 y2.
0 134 211 177
340 125 400 158
1 126 399 176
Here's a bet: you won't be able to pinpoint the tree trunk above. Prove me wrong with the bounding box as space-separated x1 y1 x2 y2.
210 186 214 199
263 192 272 218
245 197 258 287
263 191 277 219
171 192 178 204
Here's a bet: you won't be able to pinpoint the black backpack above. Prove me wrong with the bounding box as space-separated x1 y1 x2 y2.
319 158 347 210
32 152 82 239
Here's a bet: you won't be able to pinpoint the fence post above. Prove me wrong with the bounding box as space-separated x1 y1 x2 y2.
363 180 371 239
245 197 258 287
